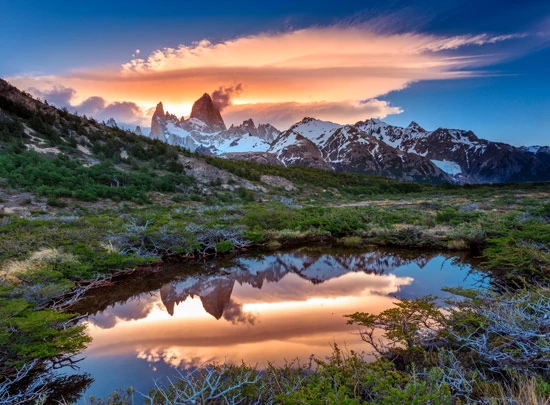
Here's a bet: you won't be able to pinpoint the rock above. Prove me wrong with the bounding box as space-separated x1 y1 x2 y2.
106 118 118 128
150 102 166 140
260 175 296 191
189 93 226 132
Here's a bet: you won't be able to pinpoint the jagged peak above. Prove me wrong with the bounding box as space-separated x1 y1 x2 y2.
189 92 226 131
106 118 117 128
407 121 426 132
154 102 164 117
355 118 388 127
298 117 316 124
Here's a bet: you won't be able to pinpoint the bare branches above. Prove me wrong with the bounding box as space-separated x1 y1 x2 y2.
140 362 262 404
108 218 189 257
186 224 249 255
446 287 550 375
107 217 251 259
0 360 48 405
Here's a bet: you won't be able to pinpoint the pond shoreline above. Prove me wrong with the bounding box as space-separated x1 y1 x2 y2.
64 245 487 402
60 236 480 315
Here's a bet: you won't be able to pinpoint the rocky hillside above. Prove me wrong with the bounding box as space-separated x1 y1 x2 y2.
266 118 451 183
356 119 550 184
0 78 284 212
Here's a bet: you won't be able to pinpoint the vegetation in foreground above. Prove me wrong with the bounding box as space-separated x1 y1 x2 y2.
0 86 549 403
1 186 548 404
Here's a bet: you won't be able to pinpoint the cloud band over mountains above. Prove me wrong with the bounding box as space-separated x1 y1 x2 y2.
9 24 529 129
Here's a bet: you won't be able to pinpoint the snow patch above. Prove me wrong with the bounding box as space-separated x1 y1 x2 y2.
291 119 341 147
431 159 462 175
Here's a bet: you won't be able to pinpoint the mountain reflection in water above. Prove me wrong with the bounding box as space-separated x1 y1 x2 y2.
70 248 483 401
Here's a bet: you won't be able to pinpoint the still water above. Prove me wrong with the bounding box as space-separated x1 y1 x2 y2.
68 247 484 400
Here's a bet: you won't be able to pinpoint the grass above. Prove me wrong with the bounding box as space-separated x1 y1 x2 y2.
1 90 549 402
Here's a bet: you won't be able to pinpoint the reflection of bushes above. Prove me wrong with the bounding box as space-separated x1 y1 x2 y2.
94 326 550 404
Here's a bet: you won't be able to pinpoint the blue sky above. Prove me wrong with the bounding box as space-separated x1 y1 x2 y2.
1 0 548 145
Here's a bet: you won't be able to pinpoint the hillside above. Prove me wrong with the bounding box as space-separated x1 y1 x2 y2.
0 78 437 214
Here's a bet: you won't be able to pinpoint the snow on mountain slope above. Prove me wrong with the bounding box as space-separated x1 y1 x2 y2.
288 117 342 146
149 96 280 155
268 118 450 183
431 160 462 175
215 134 272 153
520 145 550 154
145 92 550 184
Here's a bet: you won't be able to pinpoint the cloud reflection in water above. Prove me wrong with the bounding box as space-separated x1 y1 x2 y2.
78 249 482 398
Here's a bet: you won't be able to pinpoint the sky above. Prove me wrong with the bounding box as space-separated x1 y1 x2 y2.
1 0 548 146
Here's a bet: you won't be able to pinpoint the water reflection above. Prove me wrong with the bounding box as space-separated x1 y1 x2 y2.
72 248 483 400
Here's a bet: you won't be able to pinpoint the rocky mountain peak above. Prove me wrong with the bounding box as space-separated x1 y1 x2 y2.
190 93 226 132
154 102 165 118
407 121 426 132
242 118 255 129
299 117 316 124
106 118 117 128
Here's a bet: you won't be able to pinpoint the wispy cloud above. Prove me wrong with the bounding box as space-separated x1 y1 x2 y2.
9 24 528 129
31 85 150 128
211 83 243 112
224 99 402 129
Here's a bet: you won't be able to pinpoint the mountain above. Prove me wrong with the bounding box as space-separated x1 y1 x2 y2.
355 119 550 183
266 118 451 183
150 96 279 155
149 92 550 184
520 145 550 154
2 77 547 186
106 118 118 128
133 126 144 136
189 93 226 132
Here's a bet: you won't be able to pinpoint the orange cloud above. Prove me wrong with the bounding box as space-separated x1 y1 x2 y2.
7 25 523 129
224 99 403 129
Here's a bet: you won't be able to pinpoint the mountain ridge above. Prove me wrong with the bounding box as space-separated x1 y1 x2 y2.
148 93 550 184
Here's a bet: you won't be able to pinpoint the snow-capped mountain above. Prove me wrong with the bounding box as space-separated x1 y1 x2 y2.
149 94 279 155
158 250 429 319
520 145 550 155
148 91 550 184
356 119 550 183
267 117 451 183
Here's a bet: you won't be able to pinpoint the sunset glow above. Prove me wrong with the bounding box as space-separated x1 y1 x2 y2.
2 1 548 143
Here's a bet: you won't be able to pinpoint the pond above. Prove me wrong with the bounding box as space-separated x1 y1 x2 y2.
65 247 485 402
